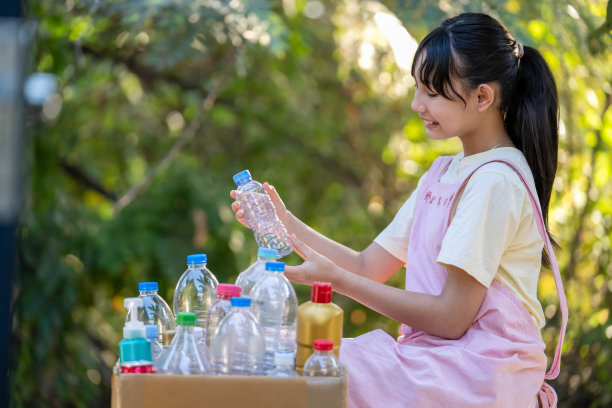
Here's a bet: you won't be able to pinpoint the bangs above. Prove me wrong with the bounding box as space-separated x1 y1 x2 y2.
411 28 466 104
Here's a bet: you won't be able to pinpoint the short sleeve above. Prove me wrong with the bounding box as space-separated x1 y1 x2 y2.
437 169 525 287
374 173 428 263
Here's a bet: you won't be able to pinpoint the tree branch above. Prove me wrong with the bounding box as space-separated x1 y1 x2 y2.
113 76 226 214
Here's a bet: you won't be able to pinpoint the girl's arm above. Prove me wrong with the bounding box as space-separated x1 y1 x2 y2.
231 183 404 283
285 235 488 340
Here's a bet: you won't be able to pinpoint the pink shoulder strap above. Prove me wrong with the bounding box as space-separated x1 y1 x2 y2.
458 159 568 407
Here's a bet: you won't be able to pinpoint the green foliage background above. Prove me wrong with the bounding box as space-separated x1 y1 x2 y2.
11 0 612 406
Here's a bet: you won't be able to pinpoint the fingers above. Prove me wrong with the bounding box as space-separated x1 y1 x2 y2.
290 234 315 260
263 182 280 202
231 201 241 212
230 190 237 199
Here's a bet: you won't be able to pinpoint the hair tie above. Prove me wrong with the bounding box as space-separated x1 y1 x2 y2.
517 42 524 59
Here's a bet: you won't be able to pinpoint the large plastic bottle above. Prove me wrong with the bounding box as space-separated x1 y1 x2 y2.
127 282 176 347
119 298 155 374
235 247 278 296
173 254 219 331
250 261 298 373
267 351 298 378
211 297 265 376
232 170 292 258
205 283 242 347
157 312 213 375
302 339 342 377
295 282 343 375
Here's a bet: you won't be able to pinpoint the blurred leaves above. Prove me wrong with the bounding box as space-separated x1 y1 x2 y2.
12 0 612 407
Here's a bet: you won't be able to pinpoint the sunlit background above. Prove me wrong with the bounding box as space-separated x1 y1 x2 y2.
10 0 612 406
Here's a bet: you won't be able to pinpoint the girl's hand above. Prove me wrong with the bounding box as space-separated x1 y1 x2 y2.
285 234 340 287
230 182 288 229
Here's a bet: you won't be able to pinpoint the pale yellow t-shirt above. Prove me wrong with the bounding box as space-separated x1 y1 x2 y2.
375 147 546 328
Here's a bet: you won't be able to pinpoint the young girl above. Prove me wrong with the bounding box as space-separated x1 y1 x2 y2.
231 12 567 407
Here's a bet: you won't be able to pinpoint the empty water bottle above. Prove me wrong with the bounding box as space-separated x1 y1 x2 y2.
232 170 292 257
235 247 278 296
119 298 155 374
205 283 242 347
145 325 163 362
267 351 298 377
157 312 213 375
127 282 176 347
173 254 219 330
250 261 298 373
211 297 265 376
302 339 342 377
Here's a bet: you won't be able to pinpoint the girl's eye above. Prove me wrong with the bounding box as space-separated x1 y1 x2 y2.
426 92 438 97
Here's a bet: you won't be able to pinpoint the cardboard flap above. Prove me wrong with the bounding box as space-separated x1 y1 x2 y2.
114 374 309 408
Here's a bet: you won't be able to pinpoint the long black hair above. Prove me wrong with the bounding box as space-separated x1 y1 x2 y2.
411 12 559 241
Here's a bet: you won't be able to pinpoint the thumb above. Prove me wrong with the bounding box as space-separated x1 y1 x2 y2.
263 182 281 203
290 234 315 261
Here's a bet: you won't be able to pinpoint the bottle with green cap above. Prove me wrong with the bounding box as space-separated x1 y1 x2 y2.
119 297 155 374
157 312 213 375
235 247 278 296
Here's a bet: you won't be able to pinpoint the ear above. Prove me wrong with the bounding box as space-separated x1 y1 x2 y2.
474 83 496 112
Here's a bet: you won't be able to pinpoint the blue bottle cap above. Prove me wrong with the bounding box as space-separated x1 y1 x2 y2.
139 282 158 291
233 170 252 186
231 297 251 307
119 338 153 363
257 247 278 258
187 254 207 265
265 261 285 272
145 325 158 339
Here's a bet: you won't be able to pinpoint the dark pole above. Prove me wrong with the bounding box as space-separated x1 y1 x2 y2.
1 0 24 407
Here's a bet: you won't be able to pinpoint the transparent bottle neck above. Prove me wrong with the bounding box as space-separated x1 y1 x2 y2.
188 263 207 269
217 294 233 301
139 290 158 296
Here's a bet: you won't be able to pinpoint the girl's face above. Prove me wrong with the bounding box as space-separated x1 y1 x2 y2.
410 62 479 141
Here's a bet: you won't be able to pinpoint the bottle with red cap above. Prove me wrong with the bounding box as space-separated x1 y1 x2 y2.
205 283 242 347
295 282 343 375
302 339 343 377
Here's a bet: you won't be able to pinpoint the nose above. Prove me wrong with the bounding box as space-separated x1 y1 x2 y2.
411 91 424 113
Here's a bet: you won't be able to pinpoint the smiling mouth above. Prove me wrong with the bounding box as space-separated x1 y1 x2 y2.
424 120 439 126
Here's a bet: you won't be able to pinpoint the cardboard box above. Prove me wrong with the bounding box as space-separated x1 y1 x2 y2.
111 373 348 408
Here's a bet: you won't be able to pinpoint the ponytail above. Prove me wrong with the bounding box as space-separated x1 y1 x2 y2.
505 46 559 233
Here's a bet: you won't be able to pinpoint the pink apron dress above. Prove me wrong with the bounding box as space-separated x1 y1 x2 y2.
340 157 568 408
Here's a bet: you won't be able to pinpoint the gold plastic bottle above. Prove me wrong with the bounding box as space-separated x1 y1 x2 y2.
296 282 343 375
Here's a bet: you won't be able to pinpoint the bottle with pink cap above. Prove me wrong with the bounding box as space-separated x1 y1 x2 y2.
205 283 242 347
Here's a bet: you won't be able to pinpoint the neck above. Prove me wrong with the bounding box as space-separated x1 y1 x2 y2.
460 110 510 156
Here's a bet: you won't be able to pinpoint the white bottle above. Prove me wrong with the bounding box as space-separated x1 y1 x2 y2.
211 297 265 376
235 247 278 297
232 170 292 258
173 254 219 330
267 351 298 377
302 339 342 377
250 261 298 373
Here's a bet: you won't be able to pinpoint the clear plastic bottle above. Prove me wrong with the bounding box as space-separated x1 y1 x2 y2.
145 325 163 362
127 282 176 347
205 283 242 347
235 247 278 296
211 297 265 376
157 312 213 375
119 298 155 374
302 339 342 377
250 261 298 373
233 170 292 258
173 254 219 331
267 351 298 378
